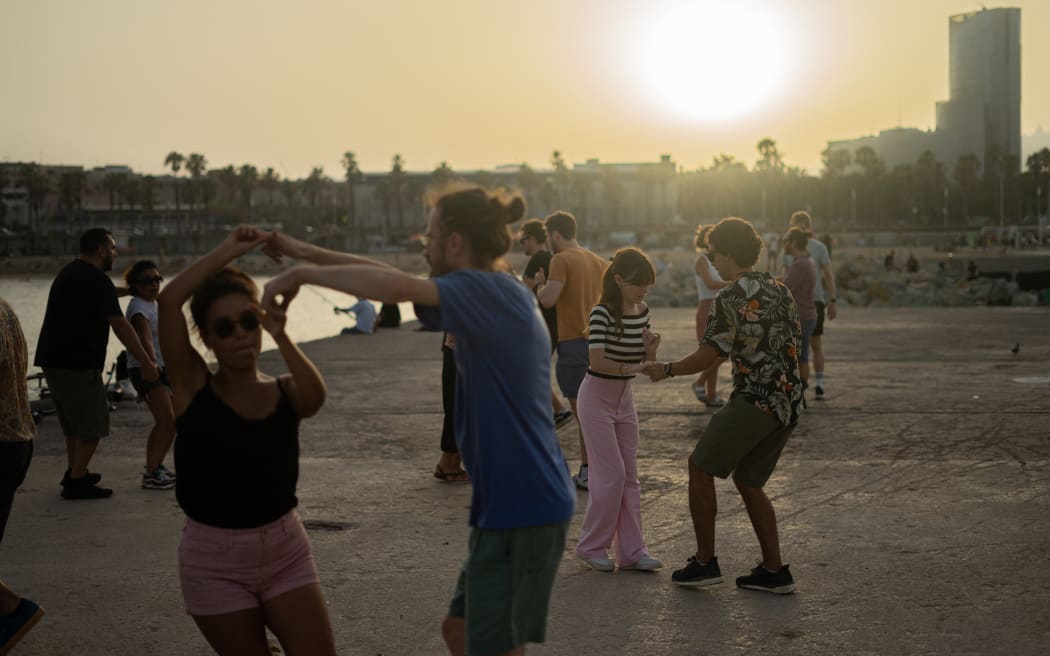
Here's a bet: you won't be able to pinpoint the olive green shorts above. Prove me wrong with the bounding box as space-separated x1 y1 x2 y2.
691 395 794 488
448 522 568 655
42 367 109 441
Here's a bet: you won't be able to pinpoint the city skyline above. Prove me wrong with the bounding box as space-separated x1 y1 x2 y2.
2 0 1049 178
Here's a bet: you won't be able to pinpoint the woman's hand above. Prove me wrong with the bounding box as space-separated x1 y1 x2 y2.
642 328 661 358
533 269 545 287
224 225 268 257
253 301 287 340
261 268 304 313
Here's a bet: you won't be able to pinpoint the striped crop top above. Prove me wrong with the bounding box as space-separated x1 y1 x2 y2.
587 304 651 379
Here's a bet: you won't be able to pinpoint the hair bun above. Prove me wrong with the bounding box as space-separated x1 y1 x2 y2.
504 196 526 224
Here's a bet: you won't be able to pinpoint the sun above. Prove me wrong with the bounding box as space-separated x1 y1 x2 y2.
632 1 797 123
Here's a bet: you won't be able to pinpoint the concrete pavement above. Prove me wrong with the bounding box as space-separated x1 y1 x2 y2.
5 306 1050 655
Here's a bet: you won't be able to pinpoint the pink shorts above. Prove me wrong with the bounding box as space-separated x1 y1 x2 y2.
178 510 320 616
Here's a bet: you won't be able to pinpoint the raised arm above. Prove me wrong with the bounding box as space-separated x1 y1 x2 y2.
263 264 439 310
695 257 729 290
158 226 267 411
263 231 398 269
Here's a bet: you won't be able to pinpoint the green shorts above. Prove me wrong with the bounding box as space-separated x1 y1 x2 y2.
691 395 794 488
42 367 109 441
448 522 568 655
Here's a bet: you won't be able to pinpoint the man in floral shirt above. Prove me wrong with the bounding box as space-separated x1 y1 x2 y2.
647 217 803 594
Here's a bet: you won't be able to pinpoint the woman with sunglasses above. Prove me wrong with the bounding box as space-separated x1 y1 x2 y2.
123 260 176 489
157 227 335 656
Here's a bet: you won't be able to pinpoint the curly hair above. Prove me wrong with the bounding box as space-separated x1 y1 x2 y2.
189 267 258 335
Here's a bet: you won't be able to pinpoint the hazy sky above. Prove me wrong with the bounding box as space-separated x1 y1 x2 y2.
2 0 1048 178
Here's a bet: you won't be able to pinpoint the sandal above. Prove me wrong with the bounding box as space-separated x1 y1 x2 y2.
702 396 726 408
434 465 470 483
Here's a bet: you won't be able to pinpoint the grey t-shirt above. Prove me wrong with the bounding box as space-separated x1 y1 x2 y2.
125 297 164 369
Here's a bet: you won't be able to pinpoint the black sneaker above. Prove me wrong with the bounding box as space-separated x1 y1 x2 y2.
60 468 101 487
671 555 723 587
735 563 796 594
60 478 113 500
814 386 825 400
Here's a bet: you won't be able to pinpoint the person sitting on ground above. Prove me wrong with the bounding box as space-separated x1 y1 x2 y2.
376 302 401 328
158 226 336 656
123 260 177 490
906 253 919 273
336 296 377 335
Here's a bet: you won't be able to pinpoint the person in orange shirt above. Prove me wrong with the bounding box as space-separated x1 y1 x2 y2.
535 211 607 490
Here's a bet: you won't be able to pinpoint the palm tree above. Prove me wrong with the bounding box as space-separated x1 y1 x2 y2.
386 155 407 233
260 168 280 207
303 167 326 209
238 164 259 210
141 175 156 211
58 170 86 215
185 153 208 209
217 166 239 204
164 151 184 210
913 150 945 224
953 154 981 222
516 163 540 212
431 161 455 185
550 150 570 206
341 151 363 229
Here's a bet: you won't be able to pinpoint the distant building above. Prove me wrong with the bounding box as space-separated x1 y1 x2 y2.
828 7 1021 174
935 7 1021 170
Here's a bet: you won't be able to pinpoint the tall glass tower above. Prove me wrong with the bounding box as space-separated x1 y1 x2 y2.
935 7 1021 172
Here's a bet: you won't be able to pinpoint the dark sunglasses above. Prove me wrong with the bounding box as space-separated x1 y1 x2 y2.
138 275 163 285
211 310 260 338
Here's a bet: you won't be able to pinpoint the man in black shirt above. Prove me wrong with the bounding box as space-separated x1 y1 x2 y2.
520 219 572 429
35 228 159 499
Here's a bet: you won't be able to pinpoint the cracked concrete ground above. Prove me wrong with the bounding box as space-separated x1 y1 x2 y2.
6 306 1050 655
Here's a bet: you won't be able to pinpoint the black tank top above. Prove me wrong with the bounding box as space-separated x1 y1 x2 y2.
174 376 300 528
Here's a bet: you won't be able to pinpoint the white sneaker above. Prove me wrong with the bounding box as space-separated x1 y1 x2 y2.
620 555 663 571
578 555 614 572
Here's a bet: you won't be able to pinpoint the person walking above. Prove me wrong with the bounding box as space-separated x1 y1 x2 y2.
262 185 575 656
0 298 45 653
123 260 177 490
691 225 729 406
519 218 573 429
575 248 662 573
646 217 804 595
787 211 837 399
534 211 607 490
157 227 336 655
780 228 818 389
35 228 159 499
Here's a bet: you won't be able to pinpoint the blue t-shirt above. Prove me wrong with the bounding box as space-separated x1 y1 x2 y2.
415 269 575 529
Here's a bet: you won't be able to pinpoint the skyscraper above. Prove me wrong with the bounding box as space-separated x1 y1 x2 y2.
935 7 1021 173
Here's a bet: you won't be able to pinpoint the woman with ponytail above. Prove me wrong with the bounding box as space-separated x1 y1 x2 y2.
262 184 574 656
575 247 662 572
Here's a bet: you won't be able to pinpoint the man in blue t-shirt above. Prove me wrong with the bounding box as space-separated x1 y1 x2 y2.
262 187 575 656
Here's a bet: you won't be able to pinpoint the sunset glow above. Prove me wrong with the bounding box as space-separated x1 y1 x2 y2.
632 1 797 123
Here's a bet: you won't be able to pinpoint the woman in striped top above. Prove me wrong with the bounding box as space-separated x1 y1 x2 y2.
575 248 662 573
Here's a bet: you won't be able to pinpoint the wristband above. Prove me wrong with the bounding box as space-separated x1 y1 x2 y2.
663 362 675 377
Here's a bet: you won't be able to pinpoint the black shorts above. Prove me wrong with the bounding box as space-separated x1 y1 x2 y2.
813 302 826 337
129 367 171 399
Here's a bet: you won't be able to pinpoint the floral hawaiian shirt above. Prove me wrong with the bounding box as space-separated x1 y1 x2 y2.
701 271 804 426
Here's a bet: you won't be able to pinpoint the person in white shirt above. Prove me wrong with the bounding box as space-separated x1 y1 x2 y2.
336 297 377 335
